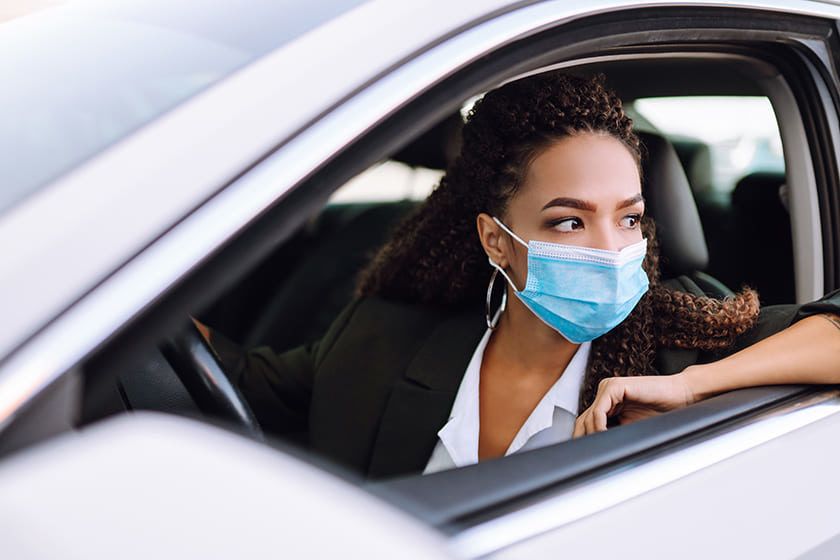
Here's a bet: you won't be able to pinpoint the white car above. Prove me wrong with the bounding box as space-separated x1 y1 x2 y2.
2 1 840 558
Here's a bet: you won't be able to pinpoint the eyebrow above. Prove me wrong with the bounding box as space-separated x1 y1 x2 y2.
617 193 645 210
541 197 597 211
541 193 644 212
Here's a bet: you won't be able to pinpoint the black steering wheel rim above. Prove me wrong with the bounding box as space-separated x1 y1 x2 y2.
161 322 263 440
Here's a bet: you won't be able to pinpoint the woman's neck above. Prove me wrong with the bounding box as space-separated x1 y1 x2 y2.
486 294 580 379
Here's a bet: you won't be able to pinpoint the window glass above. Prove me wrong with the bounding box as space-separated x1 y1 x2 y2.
631 96 784 193
0 0 367 217
84 75 800 501
328 161 443 204
631 95 792 304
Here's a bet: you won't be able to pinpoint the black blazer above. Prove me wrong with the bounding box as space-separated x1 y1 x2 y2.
211 280 840 480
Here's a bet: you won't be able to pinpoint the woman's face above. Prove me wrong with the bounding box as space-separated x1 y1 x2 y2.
478 131 644 290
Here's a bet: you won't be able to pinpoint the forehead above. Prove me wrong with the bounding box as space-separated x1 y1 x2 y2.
520 132 641 203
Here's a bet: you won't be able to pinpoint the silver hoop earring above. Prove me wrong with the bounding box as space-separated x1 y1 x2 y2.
486 268 508 330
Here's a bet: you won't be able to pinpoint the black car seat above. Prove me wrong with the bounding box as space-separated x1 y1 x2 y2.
240 115 465 350
670 137 741 290
242 199 417 350
730 171 793 304
671 137 715 195
637 131 734 299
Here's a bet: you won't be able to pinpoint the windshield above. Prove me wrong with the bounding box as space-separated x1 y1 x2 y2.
0 0 366 217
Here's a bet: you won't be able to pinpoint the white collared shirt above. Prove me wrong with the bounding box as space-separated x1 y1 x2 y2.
423 328 591 475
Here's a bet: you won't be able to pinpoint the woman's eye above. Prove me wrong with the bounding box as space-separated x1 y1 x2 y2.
619 214 641 229
552 217 583 232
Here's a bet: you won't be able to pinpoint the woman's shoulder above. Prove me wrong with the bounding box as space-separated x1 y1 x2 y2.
313 296 480 367
331 295 463 333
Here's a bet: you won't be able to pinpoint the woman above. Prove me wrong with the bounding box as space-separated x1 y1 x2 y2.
205 72 840 480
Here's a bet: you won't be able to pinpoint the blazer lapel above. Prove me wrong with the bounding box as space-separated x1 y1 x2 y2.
366 309 485 479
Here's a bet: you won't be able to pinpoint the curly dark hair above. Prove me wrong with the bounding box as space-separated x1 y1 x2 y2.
357 71 760 410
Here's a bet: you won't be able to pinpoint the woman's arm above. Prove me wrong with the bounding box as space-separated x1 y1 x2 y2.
684 313 840 400
573 313 840 438
200 324 319 438
186 299 365 437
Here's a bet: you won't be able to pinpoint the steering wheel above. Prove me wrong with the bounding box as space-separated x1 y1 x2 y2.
161 322 263 440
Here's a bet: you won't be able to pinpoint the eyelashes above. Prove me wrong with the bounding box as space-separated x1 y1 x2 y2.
546 213 643 232
620 214 642 229
548 217 583 232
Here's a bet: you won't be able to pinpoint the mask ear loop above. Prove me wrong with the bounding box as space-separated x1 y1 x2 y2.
492 216 529 248
486 216 530 329
487 216 527 295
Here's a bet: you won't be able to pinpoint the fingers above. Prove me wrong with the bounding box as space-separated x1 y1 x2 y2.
574 375 691 438
589 380 616 432
572 410 591 438
589 392 610 433
584 410 595 436
573 378 624 438
572 414 586 438
592 403 608 432
572 408 606 439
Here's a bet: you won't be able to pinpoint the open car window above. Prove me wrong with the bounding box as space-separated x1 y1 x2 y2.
95 27 827 482
632 96 785 192
631 95 793 304
90 50 820 482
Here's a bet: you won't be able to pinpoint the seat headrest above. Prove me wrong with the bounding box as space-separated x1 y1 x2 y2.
671 138 714 194
731 171 787 212
638 131 709 276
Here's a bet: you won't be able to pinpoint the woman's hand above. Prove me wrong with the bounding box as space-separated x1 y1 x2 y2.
571 312 840 439
572 372 699 438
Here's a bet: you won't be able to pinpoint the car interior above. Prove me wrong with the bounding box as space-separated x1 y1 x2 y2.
72 56 799 468
199 58 794 357
50 34 830 534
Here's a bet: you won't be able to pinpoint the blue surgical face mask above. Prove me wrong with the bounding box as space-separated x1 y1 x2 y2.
489 217 649 343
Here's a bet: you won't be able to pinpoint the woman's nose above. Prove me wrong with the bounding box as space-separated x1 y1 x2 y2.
589 227 623 252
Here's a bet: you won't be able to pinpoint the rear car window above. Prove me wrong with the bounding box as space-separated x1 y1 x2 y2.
630 95 791 304
630 96 784 193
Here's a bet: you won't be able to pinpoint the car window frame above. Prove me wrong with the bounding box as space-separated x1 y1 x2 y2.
96 4 840 513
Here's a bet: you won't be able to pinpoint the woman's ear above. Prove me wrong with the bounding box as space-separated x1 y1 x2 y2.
476 213 509 268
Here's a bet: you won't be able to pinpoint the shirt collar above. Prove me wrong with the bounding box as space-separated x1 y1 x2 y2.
435 328 490 467
504 341 590 454
547 340 591 416
436 331 591 467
